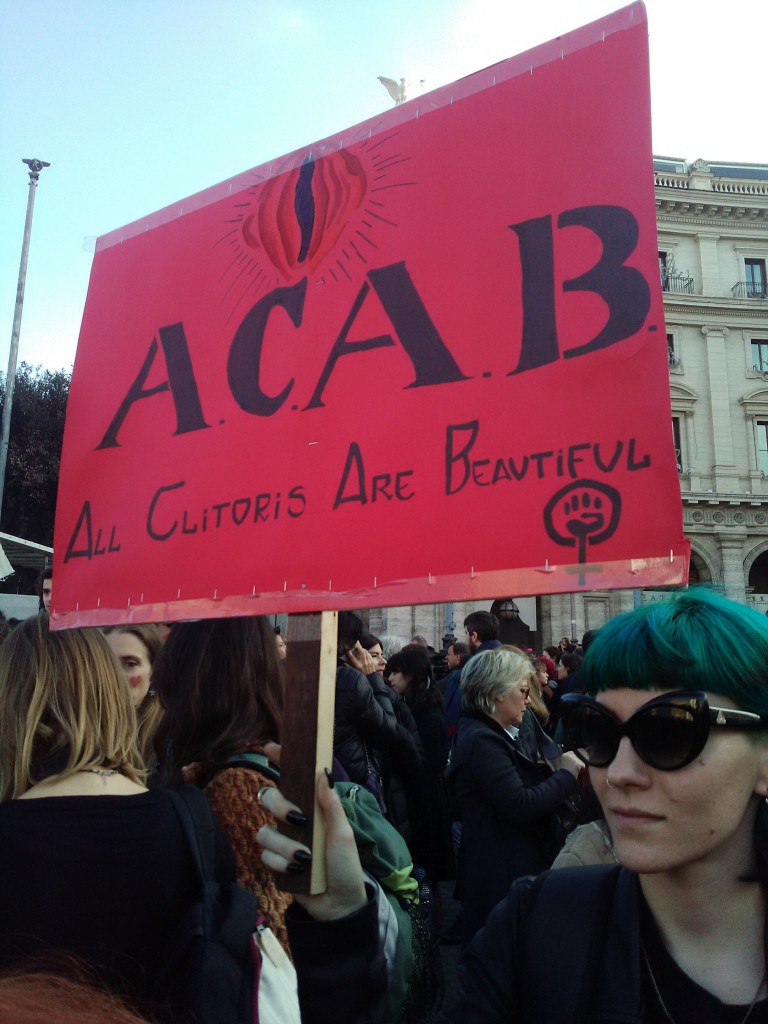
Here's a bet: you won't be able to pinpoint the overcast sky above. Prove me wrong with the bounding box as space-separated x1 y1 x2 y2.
2 0 766 373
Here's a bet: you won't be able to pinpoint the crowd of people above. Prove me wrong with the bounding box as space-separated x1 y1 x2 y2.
1 574 768 1024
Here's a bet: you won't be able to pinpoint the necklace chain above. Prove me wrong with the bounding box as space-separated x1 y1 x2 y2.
642 944 765 1024
79 767 120 785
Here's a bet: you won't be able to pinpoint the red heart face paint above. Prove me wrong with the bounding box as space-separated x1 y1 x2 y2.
105 632 153 709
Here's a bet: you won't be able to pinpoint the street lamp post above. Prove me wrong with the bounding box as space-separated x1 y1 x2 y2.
0 158 50 526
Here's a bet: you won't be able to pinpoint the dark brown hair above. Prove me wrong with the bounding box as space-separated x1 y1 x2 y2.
152 616 282 779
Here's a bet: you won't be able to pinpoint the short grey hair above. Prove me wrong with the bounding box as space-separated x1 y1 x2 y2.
460 647 534 715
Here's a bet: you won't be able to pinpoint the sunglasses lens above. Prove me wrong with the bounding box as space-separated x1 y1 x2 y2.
562 703 618 767
633 704 699 770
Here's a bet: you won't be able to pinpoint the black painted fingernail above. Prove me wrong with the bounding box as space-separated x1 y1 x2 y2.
324 767 335 790
286 862 306 874
286 810 308 826
293 849 312 864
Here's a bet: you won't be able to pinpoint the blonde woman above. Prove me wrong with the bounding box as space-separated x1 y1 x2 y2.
447 646 582 946
104 623 164 769
0 614 236 1023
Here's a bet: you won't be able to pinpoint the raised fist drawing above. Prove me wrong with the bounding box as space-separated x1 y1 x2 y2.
543 479 621 565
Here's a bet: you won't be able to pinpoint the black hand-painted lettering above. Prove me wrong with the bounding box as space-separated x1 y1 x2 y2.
97 325 210 449
445 420 479 495
508 215 558 374
146 481 185 541
306 261 468 410
227 279 306 416
558 205 651 358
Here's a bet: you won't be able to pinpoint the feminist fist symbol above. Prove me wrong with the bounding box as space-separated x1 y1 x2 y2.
543 479 622 568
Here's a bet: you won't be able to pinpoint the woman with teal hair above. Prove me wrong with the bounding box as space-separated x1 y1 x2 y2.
260 588 768 1022
452 588 768 1022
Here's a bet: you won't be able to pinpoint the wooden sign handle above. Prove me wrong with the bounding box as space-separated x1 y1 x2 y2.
276 610 337 894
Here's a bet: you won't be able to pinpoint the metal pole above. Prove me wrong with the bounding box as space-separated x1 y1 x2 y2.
0 158 50 525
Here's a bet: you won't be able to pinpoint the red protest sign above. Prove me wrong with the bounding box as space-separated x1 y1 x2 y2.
53 2 688 628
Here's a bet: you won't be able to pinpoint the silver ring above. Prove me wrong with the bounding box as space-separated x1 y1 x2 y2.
257 788 270 807
606 779 616 789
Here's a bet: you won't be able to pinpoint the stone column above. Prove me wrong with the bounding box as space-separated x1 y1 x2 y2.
718 532 747 603
701 326 738 491
696 232 721 295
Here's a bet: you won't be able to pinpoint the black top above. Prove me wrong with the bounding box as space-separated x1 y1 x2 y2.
641 898 768 1024
0 790 234 1019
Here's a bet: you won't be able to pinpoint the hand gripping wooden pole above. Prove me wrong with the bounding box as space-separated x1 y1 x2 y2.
277 610 337 894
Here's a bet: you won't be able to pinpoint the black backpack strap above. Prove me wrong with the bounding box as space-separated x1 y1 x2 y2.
165 784 218 885
522 864 620 1024
164 785 260 1024
165 785 259 953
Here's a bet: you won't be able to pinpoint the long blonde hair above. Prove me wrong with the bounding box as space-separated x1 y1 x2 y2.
0 614 145 800
103 623 164 768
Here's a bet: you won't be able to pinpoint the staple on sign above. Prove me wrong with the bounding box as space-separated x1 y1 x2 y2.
127 598 131 607
97 597 101 608
283 581 287 591
76 603 79 612
140 593 144 603
470 565 476 579
328 580 332 590
177 588 181 600
374 576 378 588
252 586 257 597
669 549 674 563
213 589 218 601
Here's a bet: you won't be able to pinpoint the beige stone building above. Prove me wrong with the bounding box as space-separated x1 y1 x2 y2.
365 158 768 652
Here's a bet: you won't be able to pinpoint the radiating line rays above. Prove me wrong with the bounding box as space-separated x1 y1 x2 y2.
213 131 416 323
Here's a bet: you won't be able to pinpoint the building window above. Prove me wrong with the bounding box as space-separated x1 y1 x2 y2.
752 340 768 375
746 259 767 299
757 421 768 476
659 250 694 294
672 417 683 473
667 332 681 370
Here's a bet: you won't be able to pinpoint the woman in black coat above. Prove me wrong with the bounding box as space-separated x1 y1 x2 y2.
333 614 423 808
385 644 455 884
447 646 582 947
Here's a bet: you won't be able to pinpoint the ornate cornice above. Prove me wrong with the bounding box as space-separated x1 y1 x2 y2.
662 297 768 320
683 506 768 529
